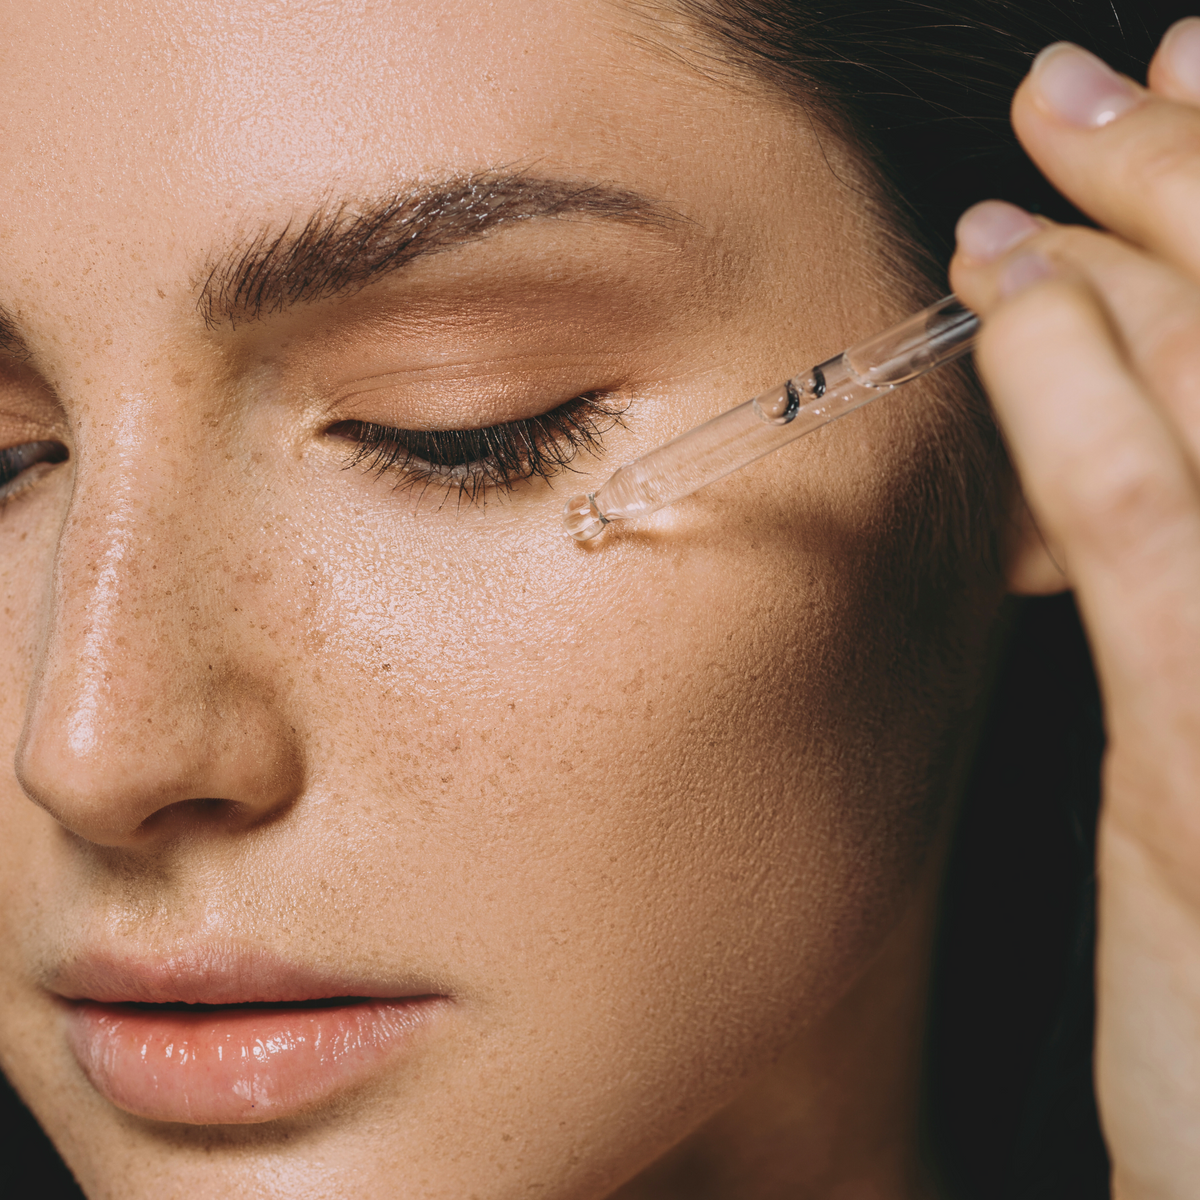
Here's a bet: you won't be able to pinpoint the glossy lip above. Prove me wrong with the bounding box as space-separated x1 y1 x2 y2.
51 945 451 1125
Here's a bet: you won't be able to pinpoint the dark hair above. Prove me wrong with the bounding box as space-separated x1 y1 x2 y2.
665 1 1194 1195
672 0 1189 265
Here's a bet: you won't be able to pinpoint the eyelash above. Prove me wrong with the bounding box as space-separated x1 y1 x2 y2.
331 393 628 502
0 396 624 510
0 440 69 504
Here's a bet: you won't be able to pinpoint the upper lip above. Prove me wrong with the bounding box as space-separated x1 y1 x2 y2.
47 943 445 1007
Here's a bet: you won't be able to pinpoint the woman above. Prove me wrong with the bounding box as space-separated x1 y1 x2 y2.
1 0 1198 1196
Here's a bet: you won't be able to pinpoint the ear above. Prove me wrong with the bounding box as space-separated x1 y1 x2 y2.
1004 490 1071 596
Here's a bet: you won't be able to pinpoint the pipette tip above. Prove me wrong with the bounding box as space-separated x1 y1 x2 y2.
563 493 608 542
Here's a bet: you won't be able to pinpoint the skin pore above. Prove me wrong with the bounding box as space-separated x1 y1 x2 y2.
0 2 1017 1197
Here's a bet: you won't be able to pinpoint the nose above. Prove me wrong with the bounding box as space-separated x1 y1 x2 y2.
14 403 304 847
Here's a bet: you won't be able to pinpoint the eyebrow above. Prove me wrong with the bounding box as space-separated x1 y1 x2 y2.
197 173 680 329
0 307 28 359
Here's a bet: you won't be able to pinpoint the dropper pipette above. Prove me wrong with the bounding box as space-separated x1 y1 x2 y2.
563 294 979 542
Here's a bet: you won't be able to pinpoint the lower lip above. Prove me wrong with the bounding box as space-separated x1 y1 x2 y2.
65 996 444 1124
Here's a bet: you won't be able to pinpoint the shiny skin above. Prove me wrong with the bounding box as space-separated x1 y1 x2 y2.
0 2 1010 1198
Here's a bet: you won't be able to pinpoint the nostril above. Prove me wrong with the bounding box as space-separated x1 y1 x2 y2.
136 797 244 836
16 627 304 845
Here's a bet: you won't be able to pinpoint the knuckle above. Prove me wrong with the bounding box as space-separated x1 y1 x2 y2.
1147 316 1200 399
1047 436 1191 557
1035 224 1104 263
984 275 1086 346
1125 119 1200 204
1105 746 1200 896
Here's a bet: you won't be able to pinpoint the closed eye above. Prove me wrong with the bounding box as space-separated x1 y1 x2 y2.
0 439 69 504
329 393 627 503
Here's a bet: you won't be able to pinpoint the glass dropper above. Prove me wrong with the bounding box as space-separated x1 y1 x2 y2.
563 294 979 542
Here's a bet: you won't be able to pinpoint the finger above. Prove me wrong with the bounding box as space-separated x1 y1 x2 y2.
1147 17 1200 105
954 208 1200 466
966 262 1200 750
1009 42 1200 282
954 204 1200 902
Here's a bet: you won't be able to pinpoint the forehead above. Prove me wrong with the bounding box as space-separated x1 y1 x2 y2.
1 0 644 191
0 2 791 277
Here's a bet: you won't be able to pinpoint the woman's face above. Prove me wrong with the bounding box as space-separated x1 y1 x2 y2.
0 2 999 1196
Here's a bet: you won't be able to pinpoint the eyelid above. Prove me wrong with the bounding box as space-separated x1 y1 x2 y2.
0 439 70 503
321 352 636 431
331 392 628 504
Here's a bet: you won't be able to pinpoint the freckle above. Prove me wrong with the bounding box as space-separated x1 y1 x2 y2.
172 369 193 387
157 289 166 299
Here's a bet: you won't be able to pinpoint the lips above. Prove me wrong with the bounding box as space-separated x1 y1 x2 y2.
53 947 449 1125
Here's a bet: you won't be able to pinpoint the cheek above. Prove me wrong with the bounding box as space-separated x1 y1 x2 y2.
270 403 950 1128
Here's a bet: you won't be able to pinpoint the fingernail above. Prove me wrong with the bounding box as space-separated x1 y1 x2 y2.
1031 42 1142 128
956 201 1040 263
1000 251 1054 298
1163 17 1200 97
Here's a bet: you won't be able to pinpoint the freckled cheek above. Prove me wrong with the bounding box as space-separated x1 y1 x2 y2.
281 543 897 1106
282 419 908 807
276 411 924 881
286 500 862 870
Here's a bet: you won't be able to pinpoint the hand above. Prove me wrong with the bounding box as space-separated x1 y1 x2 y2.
950 22 1200 1200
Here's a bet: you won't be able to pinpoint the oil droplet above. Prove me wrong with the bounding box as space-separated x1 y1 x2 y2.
563 493 607 542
